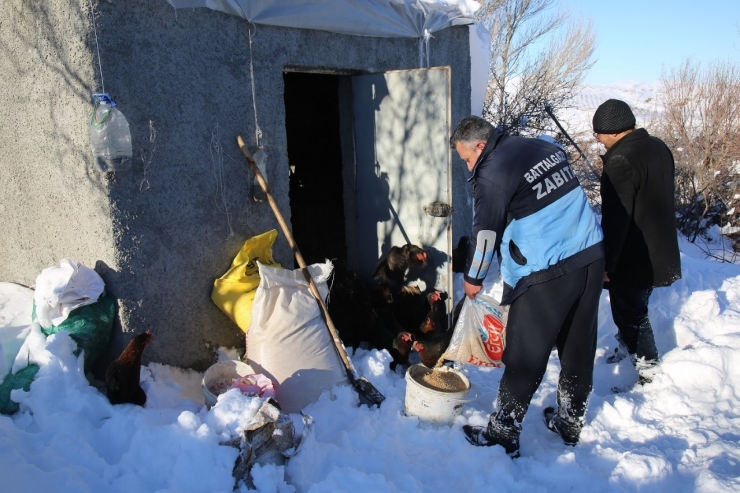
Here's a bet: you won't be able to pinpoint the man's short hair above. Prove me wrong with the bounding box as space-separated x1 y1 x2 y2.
450 116 493 148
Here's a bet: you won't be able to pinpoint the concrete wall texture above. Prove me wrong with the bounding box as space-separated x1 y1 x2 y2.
0 0 474 372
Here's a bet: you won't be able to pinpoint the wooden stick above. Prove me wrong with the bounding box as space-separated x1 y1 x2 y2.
236 136 356 375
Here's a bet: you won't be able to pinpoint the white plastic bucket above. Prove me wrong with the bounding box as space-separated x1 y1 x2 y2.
202 360 255 408
404 364 477 424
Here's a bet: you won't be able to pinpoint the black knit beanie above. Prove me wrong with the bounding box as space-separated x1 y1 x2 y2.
592 99 636 134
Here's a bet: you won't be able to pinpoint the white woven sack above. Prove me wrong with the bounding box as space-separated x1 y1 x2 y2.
33 259 105 329
247 260 348 413
443 294 507 368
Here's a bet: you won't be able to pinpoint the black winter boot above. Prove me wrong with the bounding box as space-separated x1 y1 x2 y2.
635 357 660 385
463 413 521 458
543 407 582 446
605 333 630 364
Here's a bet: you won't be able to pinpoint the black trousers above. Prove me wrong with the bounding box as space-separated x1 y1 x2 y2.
608 284 659 362
494 257 604 424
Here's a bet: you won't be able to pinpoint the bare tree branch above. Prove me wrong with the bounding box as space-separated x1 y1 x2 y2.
651 59 740 242
476 0 595 136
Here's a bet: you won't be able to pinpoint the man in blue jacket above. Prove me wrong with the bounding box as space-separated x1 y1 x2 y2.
452 116 604 457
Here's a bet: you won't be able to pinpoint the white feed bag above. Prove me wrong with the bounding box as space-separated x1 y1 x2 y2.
247 261 348 413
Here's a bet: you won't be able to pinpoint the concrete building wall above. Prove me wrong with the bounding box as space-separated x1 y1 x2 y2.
0 0 473 372
0 2 117 313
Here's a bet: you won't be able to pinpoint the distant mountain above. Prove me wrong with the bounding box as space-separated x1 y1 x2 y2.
557 80 664 137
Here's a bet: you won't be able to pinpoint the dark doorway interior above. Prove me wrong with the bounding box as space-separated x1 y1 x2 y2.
284 72 348 267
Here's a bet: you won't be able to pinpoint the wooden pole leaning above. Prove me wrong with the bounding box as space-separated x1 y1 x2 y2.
236 135 385 407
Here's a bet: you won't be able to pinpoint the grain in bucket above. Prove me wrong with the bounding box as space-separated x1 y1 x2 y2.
404 364 477 424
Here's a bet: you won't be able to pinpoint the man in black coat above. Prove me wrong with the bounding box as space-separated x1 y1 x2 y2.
594 99 682 386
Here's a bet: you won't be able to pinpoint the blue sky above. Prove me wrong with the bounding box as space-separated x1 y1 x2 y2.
558 0 740 86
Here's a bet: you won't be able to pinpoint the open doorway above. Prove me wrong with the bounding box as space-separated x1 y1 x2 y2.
284 71 349 268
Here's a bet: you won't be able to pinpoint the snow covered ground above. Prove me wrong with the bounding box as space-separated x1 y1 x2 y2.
1 230 740 492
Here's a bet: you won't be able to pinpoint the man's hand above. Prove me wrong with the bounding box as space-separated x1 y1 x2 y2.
464 280 482 299
603 272 610 283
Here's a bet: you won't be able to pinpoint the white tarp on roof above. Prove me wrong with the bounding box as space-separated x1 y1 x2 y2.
166 0 481 38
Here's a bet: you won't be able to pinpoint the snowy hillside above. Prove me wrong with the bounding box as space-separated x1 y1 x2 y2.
559 80 664 138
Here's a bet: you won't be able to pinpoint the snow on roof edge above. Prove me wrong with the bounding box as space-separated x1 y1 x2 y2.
166 0 480 38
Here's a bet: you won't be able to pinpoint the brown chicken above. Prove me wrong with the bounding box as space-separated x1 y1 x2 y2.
413 292 453 368
105 330 152 406
418 291 448 337
413 329 454 368
390 331 415 369
371 243 428 286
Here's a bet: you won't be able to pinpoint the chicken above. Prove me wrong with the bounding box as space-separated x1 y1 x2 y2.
413 292 453 368
377 289 450 370
390 331 415 371
370 306 413 372
413 329 454 368
418 291 449 337
371 243 428 287
325 260 417 372
106 330 152 406
386 285 431 334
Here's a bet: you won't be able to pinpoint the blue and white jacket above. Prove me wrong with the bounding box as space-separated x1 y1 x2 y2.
465 131 604 305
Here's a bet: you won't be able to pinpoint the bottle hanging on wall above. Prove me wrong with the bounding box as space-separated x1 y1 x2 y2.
89 93 132 172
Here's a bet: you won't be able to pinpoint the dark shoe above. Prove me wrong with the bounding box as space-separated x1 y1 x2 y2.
463 425 492 446
605 344 630 364
611 357 659 391
543 407 581 446
610 383 634 394
637 374 651 386
606 333 631 364
463 423 520 458
635 358 660 385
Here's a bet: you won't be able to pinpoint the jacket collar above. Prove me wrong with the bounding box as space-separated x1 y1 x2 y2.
601 128 649 161
467 128 506 182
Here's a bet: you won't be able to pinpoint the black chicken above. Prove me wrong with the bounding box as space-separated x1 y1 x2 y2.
387 285 432 334
418 291 449 337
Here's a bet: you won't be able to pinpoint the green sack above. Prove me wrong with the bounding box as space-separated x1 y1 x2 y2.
0 294 116 415
0 364 40 415
33 294 116 373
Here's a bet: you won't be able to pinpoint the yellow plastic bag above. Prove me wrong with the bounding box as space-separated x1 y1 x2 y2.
211 230 281 333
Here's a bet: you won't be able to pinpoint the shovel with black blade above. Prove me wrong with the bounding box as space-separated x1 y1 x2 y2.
237 136 385 408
